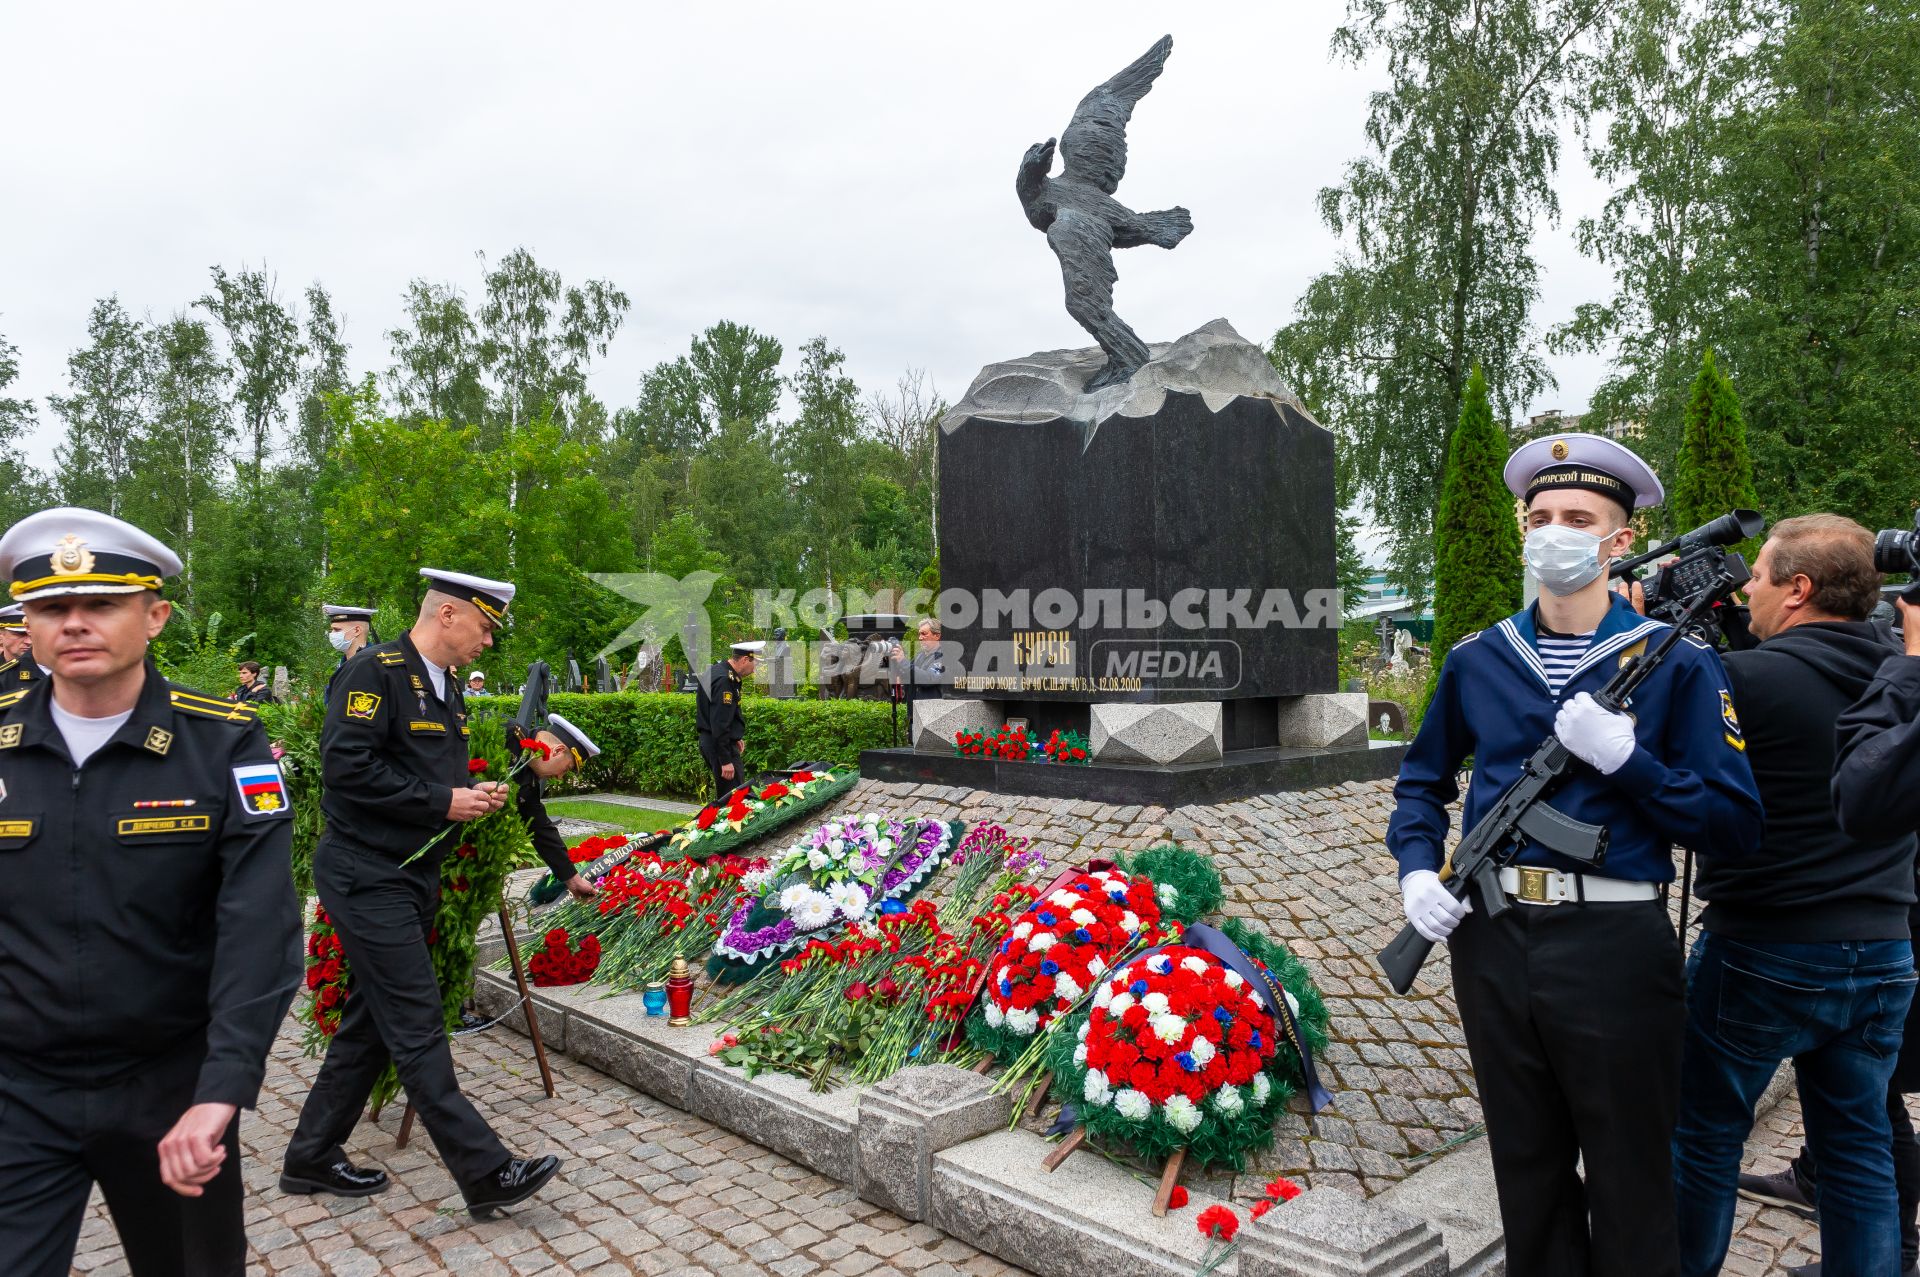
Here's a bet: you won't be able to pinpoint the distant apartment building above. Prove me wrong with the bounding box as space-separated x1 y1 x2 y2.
1512 407 1645 441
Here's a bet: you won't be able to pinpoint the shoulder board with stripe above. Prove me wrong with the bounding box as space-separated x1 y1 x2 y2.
0 689 25 711
169 690 257 722
0 659 15 678
377 652 407 665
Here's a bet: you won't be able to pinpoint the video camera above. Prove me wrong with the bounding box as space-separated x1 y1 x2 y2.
1874 510 1920 606
1608 509 1765 644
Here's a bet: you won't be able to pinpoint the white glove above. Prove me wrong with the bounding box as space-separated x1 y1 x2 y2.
1401 870 1470 943
1554 691 1638 775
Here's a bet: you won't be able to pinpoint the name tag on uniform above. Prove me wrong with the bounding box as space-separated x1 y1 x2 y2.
117 815 211 836
408 720 446 733
0 818 33 838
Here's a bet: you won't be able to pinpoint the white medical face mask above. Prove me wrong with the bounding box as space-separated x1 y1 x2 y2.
1524 523 1620 596
327 629 353 654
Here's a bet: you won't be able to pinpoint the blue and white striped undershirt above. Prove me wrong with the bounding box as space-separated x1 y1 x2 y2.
1535 630 1596 695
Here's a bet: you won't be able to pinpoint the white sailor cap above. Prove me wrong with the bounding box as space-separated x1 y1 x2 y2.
0 507 182 602
323 604 377 622
0 603 23 632
730 640 765 656
1504 433 1664 510
545 712 601 761
419 568 515 625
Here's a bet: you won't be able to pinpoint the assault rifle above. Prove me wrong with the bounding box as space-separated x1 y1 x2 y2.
1377 550 1751 995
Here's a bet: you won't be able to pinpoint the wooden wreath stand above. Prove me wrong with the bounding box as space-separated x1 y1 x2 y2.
1042 1127 1186 1217
391 910 557 1148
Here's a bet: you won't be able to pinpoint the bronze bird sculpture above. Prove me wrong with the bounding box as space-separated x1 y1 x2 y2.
1017 35 1194 392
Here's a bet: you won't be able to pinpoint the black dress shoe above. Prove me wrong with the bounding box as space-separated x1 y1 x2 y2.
464 1154 561 1219
279 1159 390 1198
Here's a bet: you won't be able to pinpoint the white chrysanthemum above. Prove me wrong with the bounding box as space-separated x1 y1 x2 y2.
1180 956 1210 976
1189 1036 1216 1066
1146 954 1172 975
1054 974 1082 1002
792 891 836 929
828 882 871 919
984 1001 1005 1028
1072 1043 1088 1066
1093 983 1114 1011
1152 1014 1188 1045
1211 1085 1245 1116
1285 988 1302 1017
1012 921 1033 941
1251 1073 1272 1105
1222 970 1245 989
1049 890 1080 908
779 884 814 912
1070 908 1096 926
1163 1095 1201 1133
1029 931 1057 952
1113 1089 1152 1121
1006 1007 1041 1035
1078 1019 1091 1040
1109 992 1136 1016
1120 911 1140 933
1141 992 1171 1016
1157 883 1180 905
1083 1069 1111 1105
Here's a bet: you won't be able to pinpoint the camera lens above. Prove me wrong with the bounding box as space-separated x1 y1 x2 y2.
1874 528 1920 575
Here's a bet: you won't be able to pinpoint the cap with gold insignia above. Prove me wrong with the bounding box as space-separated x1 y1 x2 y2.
729 640 765 656
1503 432 1664 510
322 604 377 622
0 507 183 601
545 712 601 762
419 568 515 626
0 604 23 633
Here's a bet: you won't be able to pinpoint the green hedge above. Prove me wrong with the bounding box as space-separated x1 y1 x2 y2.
465 692 898 800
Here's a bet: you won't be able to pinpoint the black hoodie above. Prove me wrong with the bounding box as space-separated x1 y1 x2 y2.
1698 620 1917 941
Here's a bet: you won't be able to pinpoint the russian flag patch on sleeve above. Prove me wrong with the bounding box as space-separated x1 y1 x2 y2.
233 762 291 817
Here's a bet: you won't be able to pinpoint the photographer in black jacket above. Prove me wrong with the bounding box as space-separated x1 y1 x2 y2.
1676 515 1918 1277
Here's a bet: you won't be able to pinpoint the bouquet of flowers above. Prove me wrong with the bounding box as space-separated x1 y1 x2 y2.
708 813 963 982
297 902 351 1050
667 767 860 860
1045 916 1331 1172
966 844 1222 1065
527 828 675 906
1042 729 1092 765
528 927 601 986
536 846 763 991
956 726 1033 761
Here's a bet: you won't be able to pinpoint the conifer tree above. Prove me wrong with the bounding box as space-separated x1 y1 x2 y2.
1432 366 1523 669
1668 348 1759 545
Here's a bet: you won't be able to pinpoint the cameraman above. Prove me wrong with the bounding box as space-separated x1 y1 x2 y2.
1673 515 1917 1277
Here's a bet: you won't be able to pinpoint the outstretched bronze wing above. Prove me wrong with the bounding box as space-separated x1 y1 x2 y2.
1058 35 1173 196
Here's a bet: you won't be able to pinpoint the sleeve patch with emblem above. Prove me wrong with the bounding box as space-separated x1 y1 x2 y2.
233 762 291 816
345 691 381 721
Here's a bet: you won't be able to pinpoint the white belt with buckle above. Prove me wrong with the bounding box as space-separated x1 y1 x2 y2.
1498 866 1661 906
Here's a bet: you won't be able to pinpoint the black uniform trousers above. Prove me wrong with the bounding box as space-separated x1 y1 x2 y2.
0 1036 243 1277
284 835 507 1187
1450 895 1686 1277
700 736 742 803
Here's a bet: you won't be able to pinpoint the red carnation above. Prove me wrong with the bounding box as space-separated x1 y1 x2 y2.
1197 1206 1238 1241
1251 1200 1271 1220
695 806 719 830
846 982 872 1002
1168 1186 1190 1209
467 758 488 775
1266 1177 1302 1203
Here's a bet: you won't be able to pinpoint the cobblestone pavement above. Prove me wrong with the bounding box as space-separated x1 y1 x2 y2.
71 1013 1033 1277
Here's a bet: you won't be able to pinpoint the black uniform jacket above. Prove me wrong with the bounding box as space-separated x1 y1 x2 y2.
0 664 299 1107
0 654 40 690
320 632 471 862
513 759 578 885
694 659 745 749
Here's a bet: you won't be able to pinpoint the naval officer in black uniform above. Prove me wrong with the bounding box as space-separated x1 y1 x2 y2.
0 507 299 1277
281 568 562 1217
695 639 759 801
516 712 604 899
321 603 376 704
0 600 40 689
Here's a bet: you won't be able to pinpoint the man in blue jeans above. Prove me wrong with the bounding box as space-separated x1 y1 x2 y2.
1674 515 1920 1276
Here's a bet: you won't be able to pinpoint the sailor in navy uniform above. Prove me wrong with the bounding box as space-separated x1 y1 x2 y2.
1387 434 1762 1276
282 568 563 1219
695 640 760 801
0 601 40 689
0 508 299 1277
321 604 376 704
514 712 603 899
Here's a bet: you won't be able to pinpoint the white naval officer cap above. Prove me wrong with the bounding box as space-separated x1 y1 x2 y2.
419 568 516 626
0 603 23 632
322 604 377 622
545 712 602 761
0 507 183 601
1503 432 1665 510
729 640 765 656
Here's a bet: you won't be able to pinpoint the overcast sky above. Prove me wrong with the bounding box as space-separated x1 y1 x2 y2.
0 2 1617 477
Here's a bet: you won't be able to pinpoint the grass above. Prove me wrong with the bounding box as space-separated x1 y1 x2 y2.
548 798 685 834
